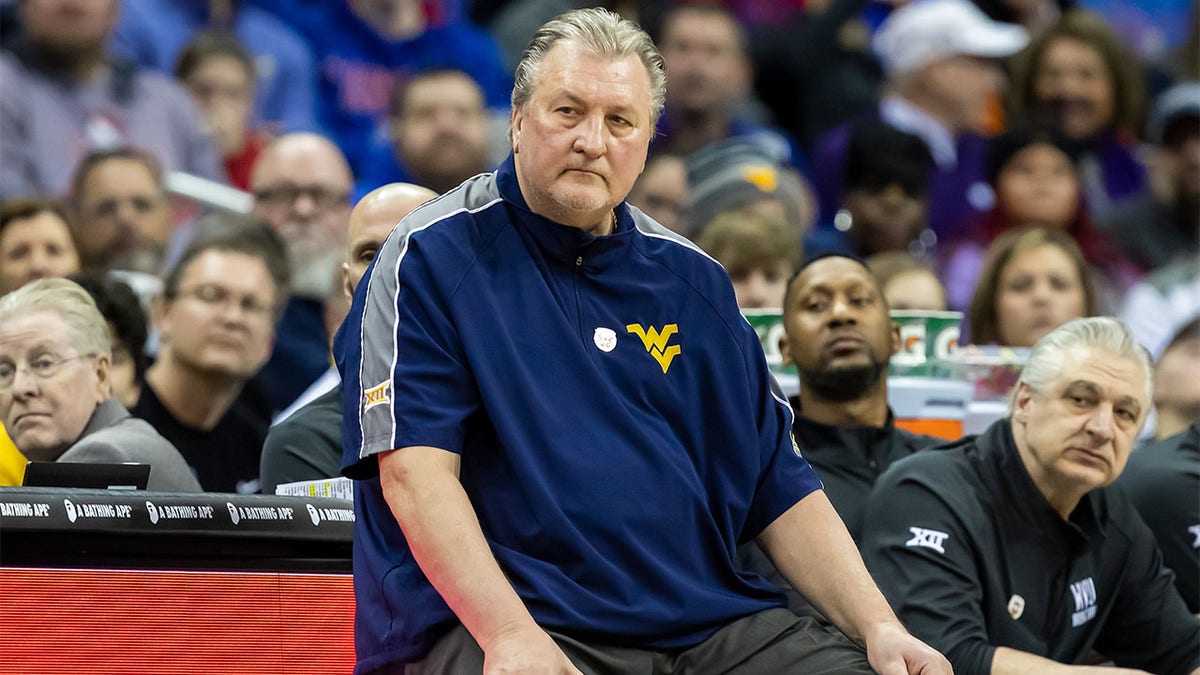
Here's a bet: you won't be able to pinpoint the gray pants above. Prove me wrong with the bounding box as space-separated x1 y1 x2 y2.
396 608 874 675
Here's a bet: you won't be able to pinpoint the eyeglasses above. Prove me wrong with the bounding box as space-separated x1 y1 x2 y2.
0 353 95 391
172 284 276 317
254 184 349 210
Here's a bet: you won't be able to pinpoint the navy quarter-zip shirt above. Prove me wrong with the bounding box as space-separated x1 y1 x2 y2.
336 156 822 671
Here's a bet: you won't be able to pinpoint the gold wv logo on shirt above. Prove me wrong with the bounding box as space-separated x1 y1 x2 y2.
626 323 681 374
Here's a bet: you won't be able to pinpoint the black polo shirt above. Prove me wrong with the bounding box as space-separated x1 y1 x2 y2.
790 396 945 543
862 419 1200 675
1117 425 1200 613
737 399 944 616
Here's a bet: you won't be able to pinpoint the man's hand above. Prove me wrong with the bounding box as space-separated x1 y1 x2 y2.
481 622 584 675
865 621 953 675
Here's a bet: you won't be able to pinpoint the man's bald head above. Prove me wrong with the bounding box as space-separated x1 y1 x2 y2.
343 183 436 297
250 133 354 299
251 133 353 197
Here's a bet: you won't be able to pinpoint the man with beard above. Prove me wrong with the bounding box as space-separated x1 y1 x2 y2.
741 254 945 615
778 255 946 541
70 147 174 277
358 68 493 195
0 0 223 200
261 182 435 495
250 133 353 412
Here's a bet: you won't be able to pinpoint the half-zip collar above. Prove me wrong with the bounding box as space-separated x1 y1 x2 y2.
982 421 1105 555
497 154 637 269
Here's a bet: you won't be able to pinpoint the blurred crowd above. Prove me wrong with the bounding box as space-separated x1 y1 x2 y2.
0 0 1196 494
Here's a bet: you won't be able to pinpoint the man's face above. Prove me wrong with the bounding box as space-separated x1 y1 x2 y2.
626 154 687 233
659 9 748 115
393 73 490 193
251 139 352 298
996 243 1086 347
157 251 277 380
927 54 1006 132
20 0 117 55
75 159 172 273
342 185 435 297
0 311 109 461
1013 346 1147 501
781 257 900 400
844 183 927 255
1161 119 1200 207
0 211 81 294
511 42 653 233
1154 333 1200 419
1033 37 1116 140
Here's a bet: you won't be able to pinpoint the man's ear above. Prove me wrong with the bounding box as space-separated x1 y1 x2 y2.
778 334 793 367
888 322 901 357
1012 382 1035 423
93 354 111 403
510 106 523 154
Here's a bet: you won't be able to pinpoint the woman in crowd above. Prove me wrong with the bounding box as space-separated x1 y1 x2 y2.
942 123 1133 311
967 227 1097 347
0 199 81 295
1005 10 1147 218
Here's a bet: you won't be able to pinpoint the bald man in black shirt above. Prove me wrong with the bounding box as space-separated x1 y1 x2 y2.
739 255 944 614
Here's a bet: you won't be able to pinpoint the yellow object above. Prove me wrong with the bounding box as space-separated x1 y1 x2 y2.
0 423 27 486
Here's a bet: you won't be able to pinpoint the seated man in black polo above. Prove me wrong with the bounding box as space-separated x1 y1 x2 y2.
1119 423 1199 615
862 317 1199 674
739 254 944 612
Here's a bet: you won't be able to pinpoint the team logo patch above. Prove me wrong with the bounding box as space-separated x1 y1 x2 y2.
1069 577 1097 627
593 327 617 353
905 526 949 554
1007 594 1025 620
626 323 681 374
1189 524 1200 549
364 381 391 410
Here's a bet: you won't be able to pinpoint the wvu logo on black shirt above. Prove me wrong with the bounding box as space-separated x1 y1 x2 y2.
626 323 681 374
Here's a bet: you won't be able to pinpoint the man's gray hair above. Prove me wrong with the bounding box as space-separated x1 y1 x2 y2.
511 8 666 128
0 278 112 358
1013 317 1153 408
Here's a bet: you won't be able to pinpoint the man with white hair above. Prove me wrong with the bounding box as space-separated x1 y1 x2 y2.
861 317 1200 674
811 0 1028 241
0 278 199 491
250 132 353 412
340 8 949 675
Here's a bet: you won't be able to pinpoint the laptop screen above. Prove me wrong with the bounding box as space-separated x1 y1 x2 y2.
22 462 151 490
